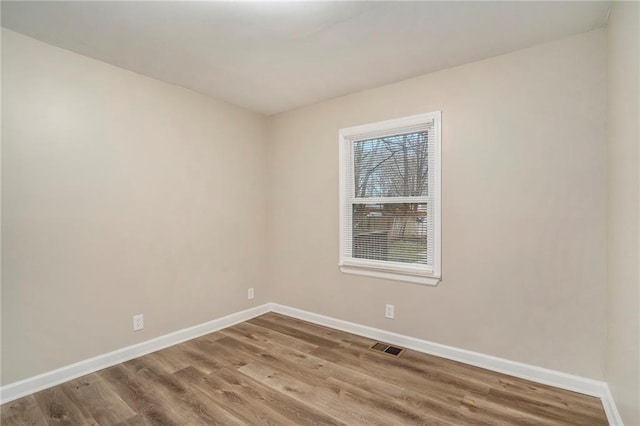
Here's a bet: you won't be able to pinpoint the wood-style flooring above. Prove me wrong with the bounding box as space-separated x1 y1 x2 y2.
1 313 608 425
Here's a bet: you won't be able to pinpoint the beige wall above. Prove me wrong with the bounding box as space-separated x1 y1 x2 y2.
1 29 269 384
268 30 607 379
605 2 640 424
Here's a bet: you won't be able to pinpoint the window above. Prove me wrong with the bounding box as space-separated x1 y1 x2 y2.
339 112 441 285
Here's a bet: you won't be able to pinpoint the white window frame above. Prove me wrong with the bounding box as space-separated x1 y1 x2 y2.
338 112 442 286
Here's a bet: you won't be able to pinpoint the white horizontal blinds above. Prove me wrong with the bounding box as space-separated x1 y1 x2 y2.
343 119 434 267
352 203 429 264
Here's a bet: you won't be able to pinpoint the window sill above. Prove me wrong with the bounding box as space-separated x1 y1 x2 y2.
339 263 441 286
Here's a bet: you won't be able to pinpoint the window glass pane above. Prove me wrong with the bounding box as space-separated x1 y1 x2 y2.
352 203 428 264
353 132 428 198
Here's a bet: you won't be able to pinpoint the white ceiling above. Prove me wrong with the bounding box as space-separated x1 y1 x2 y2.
1 1 610 115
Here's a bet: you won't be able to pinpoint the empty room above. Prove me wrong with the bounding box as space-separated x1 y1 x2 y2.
1 1 638 425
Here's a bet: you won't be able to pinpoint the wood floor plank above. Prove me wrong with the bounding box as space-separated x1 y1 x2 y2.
210 366 349 426
226 320 319 353
219 320 504 426
215 334 335 384
32 386 99 425
175 341 352 425
174 365 332 426
487 376 608 419
174 365 289 425
459 391 574 426
144 342 220 375
0 396 48 426
485 387 608 425
238 361 391 426
307 345 503 425
248 316 342 348
140 347 192 375
99 364 183 426
60 373 137 425
309 344 477 399
324 376 455 426
1 312 609 425
316 343 493 395
400 348 602 413
198 333 458 425
257 313 375 347
113 415 148 426
123 357 245 425
256 315 485 395
220 323 407 398
265 312 604 421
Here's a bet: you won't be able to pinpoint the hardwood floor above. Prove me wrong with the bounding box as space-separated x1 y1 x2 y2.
1 313 608 425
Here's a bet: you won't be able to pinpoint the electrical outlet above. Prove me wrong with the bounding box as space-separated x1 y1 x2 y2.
248 287 254 300
385 304 395 319
133 314 144 331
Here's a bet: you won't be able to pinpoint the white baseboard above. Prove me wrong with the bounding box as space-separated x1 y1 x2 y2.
601 384 625 426
269 303 624 426
0 301 624 425
0 304 270 405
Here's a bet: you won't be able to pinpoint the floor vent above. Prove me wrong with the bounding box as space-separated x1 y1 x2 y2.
370 342 405 357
